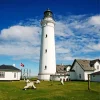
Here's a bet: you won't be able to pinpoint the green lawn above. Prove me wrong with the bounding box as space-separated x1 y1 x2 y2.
0 81 100 100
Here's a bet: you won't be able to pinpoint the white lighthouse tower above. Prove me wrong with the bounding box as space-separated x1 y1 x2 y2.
38 9 56 81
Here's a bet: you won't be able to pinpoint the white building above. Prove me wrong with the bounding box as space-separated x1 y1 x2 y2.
70 59 100 81
90 71 100 82
38 9 56 81
50 65 71 81
0 64 21 81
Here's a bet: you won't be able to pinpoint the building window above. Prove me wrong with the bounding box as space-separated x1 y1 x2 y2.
0 72 5 78
93 75 95 77
79 74 81 79
97 65 99 69
45 49 47 53
14 73 16 78
45 66 47 70
58 76 60 78
45 34 47 38
64 68 66 71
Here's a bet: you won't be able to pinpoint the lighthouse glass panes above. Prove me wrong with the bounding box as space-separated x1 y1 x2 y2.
44 10 52 17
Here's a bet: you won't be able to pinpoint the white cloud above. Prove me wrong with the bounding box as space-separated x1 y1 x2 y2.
55 14 100 61
86 43 100 51
0 25 41 43
0 14 100 63
56 46 70 54
0 25 41 61
89 15 100 25
55 21 74 37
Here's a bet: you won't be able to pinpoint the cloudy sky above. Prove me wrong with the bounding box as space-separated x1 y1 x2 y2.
0 0 100 76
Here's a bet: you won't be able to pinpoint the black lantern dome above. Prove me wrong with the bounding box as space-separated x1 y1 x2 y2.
44 8 53 18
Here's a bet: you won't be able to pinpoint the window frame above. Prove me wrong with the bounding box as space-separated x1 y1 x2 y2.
93 75 95 77
0 72 5 78
97 65 99 69
45 34 47 38
45 49 47 53
64 68 66 71
79 74 81 79
14 73 16 78
45 66 47 70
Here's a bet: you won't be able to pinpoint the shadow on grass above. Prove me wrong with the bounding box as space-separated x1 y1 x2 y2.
34 96 66 100
58 84 62 85
48 83 62 86
73 89 99 94
22 88 37 91
34 98 49 100
87 89 100 93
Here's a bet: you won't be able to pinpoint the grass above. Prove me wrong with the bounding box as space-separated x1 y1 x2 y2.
0 81 100 100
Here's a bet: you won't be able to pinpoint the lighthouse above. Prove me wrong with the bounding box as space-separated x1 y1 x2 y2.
38 9 56 80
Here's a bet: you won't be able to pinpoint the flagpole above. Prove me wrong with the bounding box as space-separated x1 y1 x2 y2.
27 69 28 79
20 63 25 80
21 69 22 80
29 69 31 78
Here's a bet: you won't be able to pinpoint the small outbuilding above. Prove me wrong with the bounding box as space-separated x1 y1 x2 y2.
90 71 100 82
0 64 21 81
50 65 71 81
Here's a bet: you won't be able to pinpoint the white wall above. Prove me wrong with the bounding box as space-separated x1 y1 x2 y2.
69 72 76 80
38 74 50 81
39 22 56 74
90 75 100 82
84 71 94 80
66 66 71 71
94 62 100 72
89 61 100 82
71 62 84 80
50 75 69 81
0 71 21 80
39 16 56 81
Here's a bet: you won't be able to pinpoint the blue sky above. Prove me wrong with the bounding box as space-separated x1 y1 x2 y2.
0 0 100 76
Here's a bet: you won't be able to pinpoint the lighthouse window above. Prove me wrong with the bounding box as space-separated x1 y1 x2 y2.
45 34 47 38
64 68 66 71
45 49 47 53
45 66 47 70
